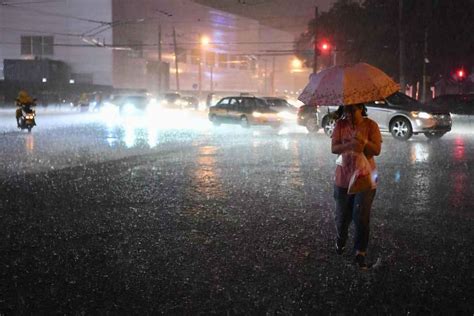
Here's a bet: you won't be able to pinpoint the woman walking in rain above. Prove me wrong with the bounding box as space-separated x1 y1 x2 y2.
331 103 382 269
297 63 397 269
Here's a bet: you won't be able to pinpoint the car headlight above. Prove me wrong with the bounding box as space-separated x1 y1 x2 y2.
252 111 263 117
411 111 432 119
418 112 432 119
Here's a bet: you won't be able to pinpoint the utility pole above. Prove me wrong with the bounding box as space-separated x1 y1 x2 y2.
172 27 180 91
158 24 162 95
313 6 319 74
421 0 432 102
421 28 429 102
398 0 406 92
264 59 268 94
210 65 213 92
198 34 202 98
271 56 275 96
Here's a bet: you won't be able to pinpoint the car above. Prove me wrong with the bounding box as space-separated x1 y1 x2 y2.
160 92 182 108
426 93 474 115
179 96 199 110
297 104 323 134
297 92 452 140
105 94 152 115
261 97 299 121
208 96 282 128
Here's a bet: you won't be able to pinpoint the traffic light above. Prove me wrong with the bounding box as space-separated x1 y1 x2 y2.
318 41 331 55
315 40 331 56
456 69 466 80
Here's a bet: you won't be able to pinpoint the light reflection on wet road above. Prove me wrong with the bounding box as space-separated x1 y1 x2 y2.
0 110 473 313
1 110 471 214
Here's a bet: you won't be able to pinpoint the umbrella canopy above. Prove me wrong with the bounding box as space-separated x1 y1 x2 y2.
298 63 400 106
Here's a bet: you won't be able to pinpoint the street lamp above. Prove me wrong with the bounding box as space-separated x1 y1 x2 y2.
200 35 210 47
291 58 303 72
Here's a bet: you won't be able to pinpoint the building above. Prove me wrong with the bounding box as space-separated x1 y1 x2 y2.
0 0 113 86
1 0 310 100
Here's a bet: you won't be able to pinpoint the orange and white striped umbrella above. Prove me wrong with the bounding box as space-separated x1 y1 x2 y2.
298 63 400 106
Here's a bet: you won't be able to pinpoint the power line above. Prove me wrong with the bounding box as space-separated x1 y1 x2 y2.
1 2 110 25
1 0 63 4
0 40 297 55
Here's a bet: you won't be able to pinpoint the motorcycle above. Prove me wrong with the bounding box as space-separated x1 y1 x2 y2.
18 104 36 132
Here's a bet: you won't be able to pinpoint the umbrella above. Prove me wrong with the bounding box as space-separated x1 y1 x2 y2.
298 63 399 106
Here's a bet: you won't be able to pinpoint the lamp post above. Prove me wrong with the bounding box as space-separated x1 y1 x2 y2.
200 35 210 96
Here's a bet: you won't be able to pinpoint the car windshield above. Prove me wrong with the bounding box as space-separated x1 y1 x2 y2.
385 92 420 106
117 96 148 109
164 94 180 102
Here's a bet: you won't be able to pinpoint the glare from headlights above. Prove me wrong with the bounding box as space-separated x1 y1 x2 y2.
198 102 207 111
252 111 263 117
123 103 136 115
411 111 432 119
418 111 432 119
146 102 161 116
277 111 296 119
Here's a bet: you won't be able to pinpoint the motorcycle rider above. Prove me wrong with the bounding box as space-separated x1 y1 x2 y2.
15 90 35 128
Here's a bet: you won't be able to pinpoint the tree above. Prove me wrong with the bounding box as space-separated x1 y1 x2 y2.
294 0 474 90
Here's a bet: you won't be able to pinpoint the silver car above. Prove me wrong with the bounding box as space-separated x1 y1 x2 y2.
318 92 452 140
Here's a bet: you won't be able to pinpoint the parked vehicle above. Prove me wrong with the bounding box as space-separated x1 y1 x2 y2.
209 96 282 128
297 92 452 140
426 93 474 115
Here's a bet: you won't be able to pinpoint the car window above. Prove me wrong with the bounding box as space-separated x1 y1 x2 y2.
117 96 148 109
266 99 288 108
229 98 240 110
217 98 230 108
368 100 387 107
242 98 256 109
254 98 266 108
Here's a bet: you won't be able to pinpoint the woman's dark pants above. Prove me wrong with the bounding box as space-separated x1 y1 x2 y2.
333 185 376 253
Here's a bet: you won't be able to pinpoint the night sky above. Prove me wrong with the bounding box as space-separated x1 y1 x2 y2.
194 0 335 35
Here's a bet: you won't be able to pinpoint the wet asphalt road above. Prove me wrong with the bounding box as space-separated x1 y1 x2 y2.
0 109 473 314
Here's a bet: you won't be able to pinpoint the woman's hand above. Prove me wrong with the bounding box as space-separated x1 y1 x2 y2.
349 138 366 153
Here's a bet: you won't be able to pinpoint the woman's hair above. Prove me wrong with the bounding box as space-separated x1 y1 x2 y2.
342 103 368 117
334 103 368 121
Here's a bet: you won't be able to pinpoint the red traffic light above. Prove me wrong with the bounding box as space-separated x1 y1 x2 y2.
315 41 331 56
319 41 331 52
457 69 465 79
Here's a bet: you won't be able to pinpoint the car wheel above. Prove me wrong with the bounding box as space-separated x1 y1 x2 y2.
210 114 220 126
240 116 250 128
322 115 336 137
305 117 319 133
424 131 446 139
390 117 412 140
